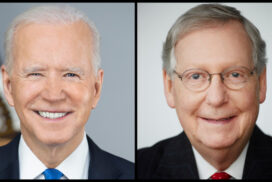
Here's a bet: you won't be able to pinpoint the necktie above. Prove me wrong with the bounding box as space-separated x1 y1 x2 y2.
210 172 231 180
43 168 63 180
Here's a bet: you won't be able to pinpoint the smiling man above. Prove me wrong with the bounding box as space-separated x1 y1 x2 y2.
0 5 134 179
137 4 272 179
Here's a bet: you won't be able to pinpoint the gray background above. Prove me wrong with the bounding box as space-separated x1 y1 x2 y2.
138 3 272 149
0 3 134 162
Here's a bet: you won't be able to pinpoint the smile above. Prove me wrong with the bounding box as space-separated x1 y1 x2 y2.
201 116 236 123
37 111 69 119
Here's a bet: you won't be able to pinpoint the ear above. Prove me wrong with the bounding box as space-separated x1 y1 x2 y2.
258 67 266 104
163 69 176 108
91 68 104 109
1 65 14 106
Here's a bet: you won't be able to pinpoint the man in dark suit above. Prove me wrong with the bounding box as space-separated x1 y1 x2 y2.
137 3 271 179
0 134 134 179
0 5 134 179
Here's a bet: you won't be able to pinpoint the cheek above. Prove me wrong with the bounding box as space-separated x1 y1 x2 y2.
67 84 94 127
68 83 94 108
233 79 260 112
11 80 43 108
224 83 260 141
233 86 260 124
173 86 204 127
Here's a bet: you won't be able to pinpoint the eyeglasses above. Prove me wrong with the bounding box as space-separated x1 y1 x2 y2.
173 66 255 92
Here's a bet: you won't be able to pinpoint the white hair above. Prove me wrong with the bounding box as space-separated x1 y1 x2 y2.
162 3 267 78
4 4 101 74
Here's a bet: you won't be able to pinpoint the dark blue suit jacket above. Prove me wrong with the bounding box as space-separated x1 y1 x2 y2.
137 125 272 179
0 134 134 179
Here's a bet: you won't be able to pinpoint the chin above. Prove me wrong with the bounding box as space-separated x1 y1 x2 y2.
199 134 238 150
203 141 234 150
38 132 72 146
42 137 70 146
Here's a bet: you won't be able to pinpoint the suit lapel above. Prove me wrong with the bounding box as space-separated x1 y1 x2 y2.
243 126 272 179
87 136 102 179
153 132 199 179
87 136 121 179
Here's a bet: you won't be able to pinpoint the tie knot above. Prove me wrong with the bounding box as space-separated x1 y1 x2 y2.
43 168 63 180
210 172 231 180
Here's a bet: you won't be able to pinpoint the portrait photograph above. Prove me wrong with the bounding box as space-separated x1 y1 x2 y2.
138 3 272 179
0 2 134 179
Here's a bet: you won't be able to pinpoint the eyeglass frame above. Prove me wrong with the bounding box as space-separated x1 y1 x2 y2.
173 66 256 92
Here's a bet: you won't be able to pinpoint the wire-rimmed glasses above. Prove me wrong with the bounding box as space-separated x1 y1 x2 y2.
173 66 255 92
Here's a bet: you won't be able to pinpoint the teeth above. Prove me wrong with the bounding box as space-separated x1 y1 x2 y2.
38 111 67 119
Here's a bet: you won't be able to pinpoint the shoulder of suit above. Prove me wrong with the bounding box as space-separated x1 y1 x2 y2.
86 135 134 179
0 134 20 171
0 133 20 153
250 125 272 146
137 132 186 175
138 132 185 157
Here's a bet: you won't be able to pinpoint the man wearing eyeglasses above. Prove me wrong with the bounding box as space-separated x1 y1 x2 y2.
137 3 272 179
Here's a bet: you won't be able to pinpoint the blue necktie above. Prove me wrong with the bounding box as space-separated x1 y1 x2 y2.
43 168 63 180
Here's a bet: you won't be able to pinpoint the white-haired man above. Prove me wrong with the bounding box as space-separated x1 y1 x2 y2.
0 5 134 179
138 4 272 179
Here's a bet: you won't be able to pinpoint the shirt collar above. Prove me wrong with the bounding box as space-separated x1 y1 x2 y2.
56 132 90 179
192 142 249 179
19 132 90 179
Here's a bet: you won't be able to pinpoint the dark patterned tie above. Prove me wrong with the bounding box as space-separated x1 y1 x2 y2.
43 168 64 180
210 172 231 180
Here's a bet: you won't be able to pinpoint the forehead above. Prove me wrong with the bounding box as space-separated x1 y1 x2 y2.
14 20 93 49
12 21 94 69
174 21 253 70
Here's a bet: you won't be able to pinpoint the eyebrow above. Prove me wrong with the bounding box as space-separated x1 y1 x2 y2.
22 66 85 75
61 67 85 75
22 66 47 73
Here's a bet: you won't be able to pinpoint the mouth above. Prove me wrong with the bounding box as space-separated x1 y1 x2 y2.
35 111 71 120
200 116 236 124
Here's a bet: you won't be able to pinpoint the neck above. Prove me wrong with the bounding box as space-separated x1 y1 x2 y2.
193 139 248 171
22 130 84 168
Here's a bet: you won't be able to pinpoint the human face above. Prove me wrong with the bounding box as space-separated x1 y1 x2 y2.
1 21 103 147
163 21 266 151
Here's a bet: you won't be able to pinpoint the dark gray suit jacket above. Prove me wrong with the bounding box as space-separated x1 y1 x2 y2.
0 134 134 179
137 125 272 179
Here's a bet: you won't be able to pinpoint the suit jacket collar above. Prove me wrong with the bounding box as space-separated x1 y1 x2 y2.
0 134 123 179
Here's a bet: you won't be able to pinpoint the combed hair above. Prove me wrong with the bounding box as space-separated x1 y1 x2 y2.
162 3 267 77
4 4 101 74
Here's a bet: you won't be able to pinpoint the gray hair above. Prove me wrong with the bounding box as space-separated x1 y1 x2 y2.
162 3 267 77
4 4 101 74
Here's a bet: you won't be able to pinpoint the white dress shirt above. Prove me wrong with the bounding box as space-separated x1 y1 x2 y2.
192 142 249 179
19 132 90 179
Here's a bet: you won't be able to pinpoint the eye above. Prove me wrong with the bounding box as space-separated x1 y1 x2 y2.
191 73 201 80
227 71 245 79
64 73 79 78
224 70 246 83
28 73 42 77
231 72 240 78
182 69 208 82
185 72 206 80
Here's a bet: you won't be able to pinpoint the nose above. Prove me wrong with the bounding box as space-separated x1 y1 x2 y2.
41 76 66 102
205 75 228 107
